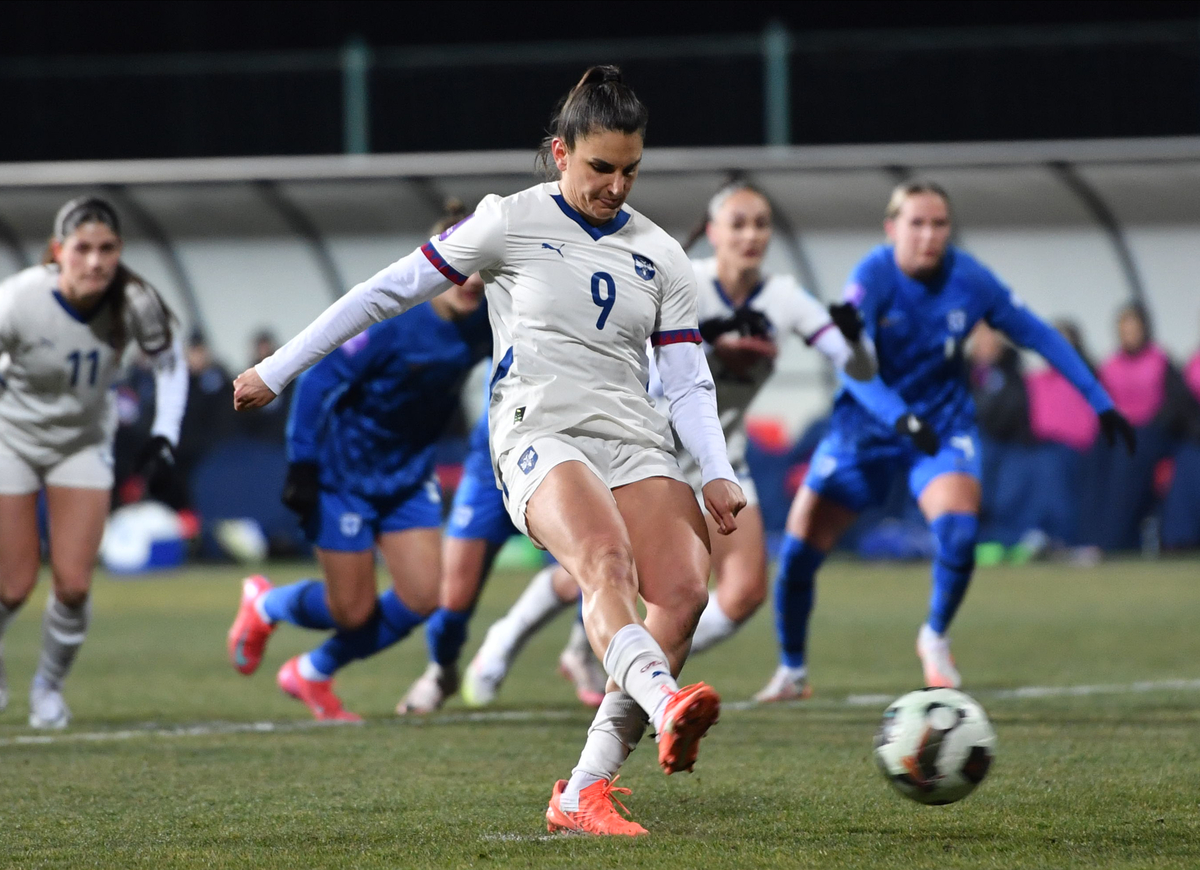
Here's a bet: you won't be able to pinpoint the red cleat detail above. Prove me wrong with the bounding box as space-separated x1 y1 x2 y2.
657 682 720 774
545 777 648 836
227 575 275 675
276 657 362 722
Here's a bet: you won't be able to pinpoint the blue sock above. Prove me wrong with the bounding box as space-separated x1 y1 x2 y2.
261 579 335 630
773 535 825 669
425 607 473 667
308 589 426 677
927 513 979 635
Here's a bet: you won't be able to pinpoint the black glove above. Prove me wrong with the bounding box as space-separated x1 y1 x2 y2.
1099 409 1137 455
136 435 176 502
828 302 864 343
698 308 774 344
894 413 940 457
281 461 320 523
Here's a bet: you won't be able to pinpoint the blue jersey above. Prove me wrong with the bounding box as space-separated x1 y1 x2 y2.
287 302 491 499
834 245 1112 443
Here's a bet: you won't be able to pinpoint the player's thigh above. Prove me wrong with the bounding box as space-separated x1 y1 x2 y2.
917 473 982 521
440 536 505 611
524 460 635 594
315 548 380 629
0 493 42 606
911 432 983 521
377 526 442 616
785 486 860 552
44 486 109 604
710 503 768 617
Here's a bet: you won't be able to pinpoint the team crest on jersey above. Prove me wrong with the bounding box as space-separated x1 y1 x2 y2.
437 215 472 241
947 309 967 334
339 512 363 537
632 254 655 281
518 447 538 474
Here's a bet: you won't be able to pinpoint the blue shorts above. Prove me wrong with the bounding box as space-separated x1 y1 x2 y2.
445 447 517 546
306 476 443 552
804 426 983 513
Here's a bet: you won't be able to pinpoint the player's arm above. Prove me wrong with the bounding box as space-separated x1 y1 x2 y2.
787 281 876 382
986 281 1135 454
236 197 505 409
135 336 188 499
830 269 939 455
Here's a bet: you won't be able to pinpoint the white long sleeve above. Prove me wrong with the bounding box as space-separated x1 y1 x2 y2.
811 326 877 382
149 336 188 445
654 341 736 486
255 248 452 393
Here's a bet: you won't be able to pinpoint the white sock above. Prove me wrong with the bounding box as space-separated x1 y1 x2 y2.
563 620 591 657
560 691 648 811
783 663 808 682
690 591 740 655
298 653 331 681
479 565 569 664
602 624 678 734
36 596 90 690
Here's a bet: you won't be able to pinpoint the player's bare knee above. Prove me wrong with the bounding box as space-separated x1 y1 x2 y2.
330 597 375 631
53 587 89 610
577 542 637 597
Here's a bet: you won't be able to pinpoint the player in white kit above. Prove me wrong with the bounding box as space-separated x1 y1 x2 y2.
0 197 186 728
461 182 876 702
234 66 743 836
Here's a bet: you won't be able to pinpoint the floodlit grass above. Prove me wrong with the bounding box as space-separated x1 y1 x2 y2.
1 558 1197 868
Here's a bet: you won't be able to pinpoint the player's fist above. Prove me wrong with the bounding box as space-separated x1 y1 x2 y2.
1099 409 1136 455
702 478 746 536
894 413 940 457
281 462 320 524
828 302 864 343
233 367 277 410
136 435 177 502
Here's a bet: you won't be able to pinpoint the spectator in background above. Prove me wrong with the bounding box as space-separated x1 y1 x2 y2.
1092 303 1191 550
236 329 289 444
174 330 236 507
1161 311 1200 549
1185 312 1200 406
967 321 1030 444
1026 320 1099 453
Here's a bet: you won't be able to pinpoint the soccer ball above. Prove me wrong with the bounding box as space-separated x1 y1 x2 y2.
873 687 996 805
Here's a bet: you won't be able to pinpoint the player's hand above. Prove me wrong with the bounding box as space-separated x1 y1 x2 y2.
894 413 940 457
712 334 778 379
1099 409 1137 455
233 367 277 410
281 462 320 523
702 478 746 536
136 435 177 502
828 302 864 343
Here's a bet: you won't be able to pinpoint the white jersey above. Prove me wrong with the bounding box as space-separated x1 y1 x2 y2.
688 257 837 467
426 183 700 467
0 265 186 466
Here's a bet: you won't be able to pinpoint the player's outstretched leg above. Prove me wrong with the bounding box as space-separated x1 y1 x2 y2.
404 605 471 712
918 513 978 688
29 594 90 729
277 656 361 723
755 534 822 703
546 692 649 836
463 564 574 707
557 614 606 708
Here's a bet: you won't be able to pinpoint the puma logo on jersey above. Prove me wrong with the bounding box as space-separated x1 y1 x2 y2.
541 242 565 257
632 254 655 280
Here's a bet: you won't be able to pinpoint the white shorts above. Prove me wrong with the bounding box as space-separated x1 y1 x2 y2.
0 436 114 495
498 433 687 540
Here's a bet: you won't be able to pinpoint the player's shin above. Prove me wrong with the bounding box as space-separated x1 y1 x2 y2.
690 590 739 654
560 691 648 810
307 589 423 677
773 535 824 670
35 594 90 688
260 579 336 630
927 513 979 634
425 607 472 667
480 565 571 664
602 623 679 733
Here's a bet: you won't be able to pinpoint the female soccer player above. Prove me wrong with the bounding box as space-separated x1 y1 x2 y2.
462 181 876 703
226 271 490 721
0 196 186 728
234 65 742 836
756 181 1136 701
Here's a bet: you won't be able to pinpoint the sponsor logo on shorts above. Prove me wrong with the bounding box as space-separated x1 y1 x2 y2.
339 512 363 537
813 455 838 478
424 479 442 503
632 254 655 280
450 505 474 528
518 447 538 474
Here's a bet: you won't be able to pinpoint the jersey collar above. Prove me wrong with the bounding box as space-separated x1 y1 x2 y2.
712 278 765 310
550 193 630 241
52 288 112 323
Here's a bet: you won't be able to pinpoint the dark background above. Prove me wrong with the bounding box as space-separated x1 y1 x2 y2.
2 0 1200 160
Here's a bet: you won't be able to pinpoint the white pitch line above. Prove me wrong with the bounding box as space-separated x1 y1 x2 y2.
1 678 1196 749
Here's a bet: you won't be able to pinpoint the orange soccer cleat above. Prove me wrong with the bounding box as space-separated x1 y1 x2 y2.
276 657 362 722
227 575 276 675
917 624 962 689
545 777 648 836
657 682 721 774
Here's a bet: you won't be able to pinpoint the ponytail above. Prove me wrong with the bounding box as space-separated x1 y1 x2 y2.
536 65 649 179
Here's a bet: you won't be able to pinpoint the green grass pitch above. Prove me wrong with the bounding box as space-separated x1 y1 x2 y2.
1 557 1197 869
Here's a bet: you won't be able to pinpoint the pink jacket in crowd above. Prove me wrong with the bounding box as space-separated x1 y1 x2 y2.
1099 343 1172 428
1184 350 1200 405
1026 367 1099 452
